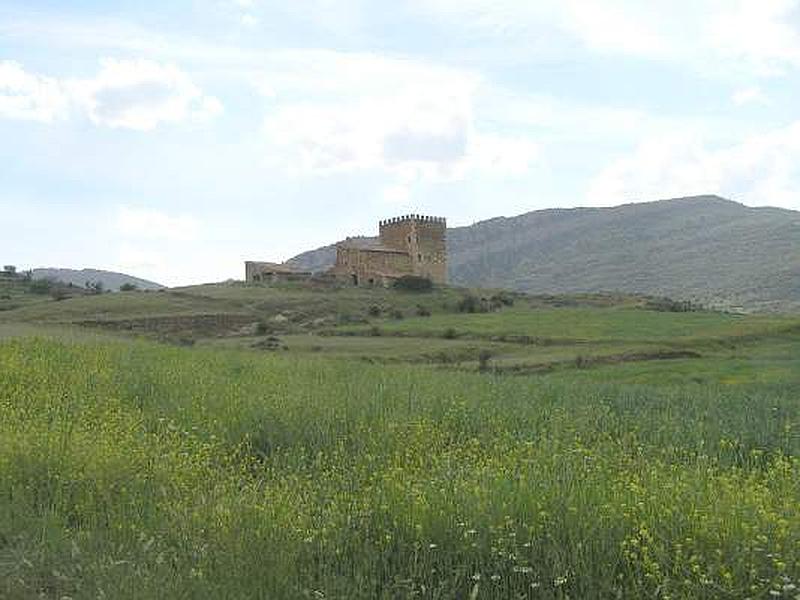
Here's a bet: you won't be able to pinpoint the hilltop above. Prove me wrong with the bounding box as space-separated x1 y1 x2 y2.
30 268 165 291
288 195 800 312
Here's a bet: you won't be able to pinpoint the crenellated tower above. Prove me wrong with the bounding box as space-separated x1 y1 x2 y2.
379 215 447 284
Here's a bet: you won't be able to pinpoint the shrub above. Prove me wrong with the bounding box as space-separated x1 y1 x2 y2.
28 278 55 295
392 275 433 292
457 294 488 314
255 321 270 335
390 309 404 320
645 297 702 312
478 349 493 371
367 305 382 318
50 288 70 301
415 305 432 317
369 326 382 337
442 327 458 340
489 292 515 310
120 283 139 292
85 280 104 295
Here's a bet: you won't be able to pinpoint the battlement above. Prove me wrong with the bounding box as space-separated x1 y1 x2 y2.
379 215 447 228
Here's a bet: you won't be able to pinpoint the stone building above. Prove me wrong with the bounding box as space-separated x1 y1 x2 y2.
245 261 310 284
331 215 447 286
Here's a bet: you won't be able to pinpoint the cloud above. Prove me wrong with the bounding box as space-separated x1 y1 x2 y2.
240 13 259 27
69 59 222 130
586 122 800 209
732 86 771 106
259 51 540 181
0 60 68 122
411 0 800 76
115 206 201 241
708 0 800 75
0 59 221 130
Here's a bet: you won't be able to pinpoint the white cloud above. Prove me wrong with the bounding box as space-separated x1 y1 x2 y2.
586 122 800 209
708 0 800 75
240 13 259 27
412 0 800 76
732 86 771 106
115 206 201 241
559 0 672 58
0 59 221 130
0 60 68 122
69 59 222 131
259 51 540 181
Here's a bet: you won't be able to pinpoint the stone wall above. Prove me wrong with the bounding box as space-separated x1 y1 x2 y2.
333 246 412 285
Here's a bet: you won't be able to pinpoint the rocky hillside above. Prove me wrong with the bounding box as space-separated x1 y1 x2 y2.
287 196 800 312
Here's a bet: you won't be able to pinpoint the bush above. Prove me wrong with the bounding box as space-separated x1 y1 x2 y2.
478 349 493 372
390 309 404 320
442 327 458 340
50 288 70 301
393 275 433 292
28 278 55 295
85 280 104 295
489 292 515 310
120 283 139 292
255 321 270 335
367 305 382 318
645 297 702 312
415 305 432 317
457 294 488 314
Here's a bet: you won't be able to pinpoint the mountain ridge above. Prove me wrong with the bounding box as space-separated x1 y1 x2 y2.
287 195 800 312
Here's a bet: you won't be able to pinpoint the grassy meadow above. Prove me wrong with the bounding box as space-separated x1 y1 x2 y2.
1 279 799 598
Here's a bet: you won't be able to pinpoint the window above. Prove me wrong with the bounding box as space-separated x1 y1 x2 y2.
418 254 422 262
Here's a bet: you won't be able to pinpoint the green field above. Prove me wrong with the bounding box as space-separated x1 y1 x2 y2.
1 279 799 598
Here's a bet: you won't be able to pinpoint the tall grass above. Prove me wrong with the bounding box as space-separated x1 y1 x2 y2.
1 338 798 598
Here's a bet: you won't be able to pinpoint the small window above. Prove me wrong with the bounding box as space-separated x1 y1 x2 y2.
407 235 412 243
418 254 422 261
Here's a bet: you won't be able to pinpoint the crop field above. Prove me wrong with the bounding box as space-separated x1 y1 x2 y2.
1 280 799 598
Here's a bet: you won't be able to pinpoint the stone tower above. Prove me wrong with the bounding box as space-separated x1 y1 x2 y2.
379 215 447 284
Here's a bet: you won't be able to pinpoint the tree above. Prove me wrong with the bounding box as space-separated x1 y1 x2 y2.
120 283 139 292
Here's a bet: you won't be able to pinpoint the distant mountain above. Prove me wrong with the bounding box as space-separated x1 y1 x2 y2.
31 268 165 291
287 195 800 312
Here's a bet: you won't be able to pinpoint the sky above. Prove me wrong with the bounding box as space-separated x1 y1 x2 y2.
1 1 800 285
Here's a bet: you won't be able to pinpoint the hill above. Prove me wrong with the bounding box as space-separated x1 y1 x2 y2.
31 268 165 291
287 195 800 312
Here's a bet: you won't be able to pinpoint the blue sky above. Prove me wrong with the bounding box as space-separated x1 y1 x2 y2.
2 1 799 285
